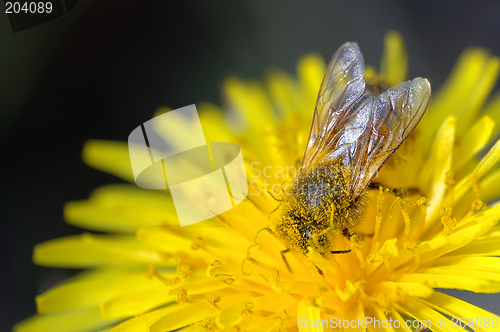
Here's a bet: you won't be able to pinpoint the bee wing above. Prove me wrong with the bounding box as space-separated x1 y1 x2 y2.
302 42 366 168
347 78 431 198
302 42 431 199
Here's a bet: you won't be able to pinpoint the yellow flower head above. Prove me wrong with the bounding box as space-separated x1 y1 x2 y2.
16 31 500 332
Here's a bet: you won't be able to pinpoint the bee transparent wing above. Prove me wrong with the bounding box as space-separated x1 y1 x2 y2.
347 78 431 198
302 42 431 200
302 42 366 168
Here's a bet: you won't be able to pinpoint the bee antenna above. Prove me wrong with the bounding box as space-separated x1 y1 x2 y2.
267 203 281 219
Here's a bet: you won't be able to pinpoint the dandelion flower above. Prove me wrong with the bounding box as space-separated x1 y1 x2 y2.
15 31 500 332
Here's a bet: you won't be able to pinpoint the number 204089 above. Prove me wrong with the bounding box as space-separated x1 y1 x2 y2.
5 2 53 14
451 317 499 329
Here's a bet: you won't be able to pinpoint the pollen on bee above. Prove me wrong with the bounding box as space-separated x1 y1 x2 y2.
273 159 363 255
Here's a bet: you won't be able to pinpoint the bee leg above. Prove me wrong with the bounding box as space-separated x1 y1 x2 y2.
368 182 423 198
267 203 281 219
330 228 353 254
330 249 352 254
405 187 423 196
280 249 292 273
267 188 283 202
253 228 292 272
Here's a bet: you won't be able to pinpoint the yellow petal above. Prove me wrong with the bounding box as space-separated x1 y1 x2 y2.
37 270 167 314
421 48 499 148
108 304 187 332
448 224 500 257
413 257 500 292
419 210 498 262
388 309 413 332
297 297 322 332
453 138 500 202
83 139 133 181
197 102 234 142
387 209 498 274
13 307 119 332
247 310 291 332
216 293 293 328
419 292 500 332
482 91 500 139
65 184 176 233
297 54 325 115
272 281 320 298
399 273 500 293
101 287 175 319
137 227 200 254
167 278 226 297
428 255 500 271
380 30 408 85
224 78 276 127
395 298 464 332
455 54 500 136
266 69 303 118
334 300 365 332
138 224 248 251
149 301 225 332
420 116 456 225
223 78 282 167
453 116 495 172
478 168 500 203
215 301 248 328
375 281 433 298
137 227 246 264
367 302 396 332
34 234 173 268
179 325 208 332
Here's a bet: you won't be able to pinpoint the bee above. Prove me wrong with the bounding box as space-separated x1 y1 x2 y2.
274 42 431 256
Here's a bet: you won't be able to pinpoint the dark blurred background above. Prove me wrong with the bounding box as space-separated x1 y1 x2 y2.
2 0 500 329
